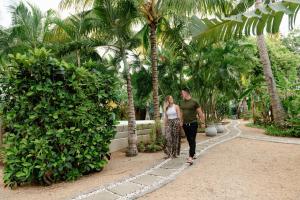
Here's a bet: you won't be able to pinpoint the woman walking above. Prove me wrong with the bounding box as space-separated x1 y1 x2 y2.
164 96 182 158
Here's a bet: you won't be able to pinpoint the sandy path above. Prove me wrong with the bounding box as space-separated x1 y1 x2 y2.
0 133 210 200
140 137 300 200
0 150 164 200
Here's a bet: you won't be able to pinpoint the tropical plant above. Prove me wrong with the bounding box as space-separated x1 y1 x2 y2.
134 0 237 138
190 0 300 124
91 0 141 156
49 11 99 67
131 66 152 118
0 48 118 187
59 0 236 138
283 28 300 53
0 2 57 61
186 39 256 124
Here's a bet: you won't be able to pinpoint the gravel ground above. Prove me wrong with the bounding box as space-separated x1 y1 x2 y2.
0 133 209 200
140 130 300 200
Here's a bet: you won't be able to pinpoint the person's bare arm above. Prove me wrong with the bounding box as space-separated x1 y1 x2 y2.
197 107 205 124
175 105 183 126
164 112 168 127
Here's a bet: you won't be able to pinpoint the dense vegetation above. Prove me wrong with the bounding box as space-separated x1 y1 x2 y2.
0 0 299 187
0 49 118 187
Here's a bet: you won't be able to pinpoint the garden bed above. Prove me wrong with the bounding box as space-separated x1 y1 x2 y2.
246 122 300 138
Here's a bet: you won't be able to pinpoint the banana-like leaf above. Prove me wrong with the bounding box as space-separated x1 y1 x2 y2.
190 0 300 45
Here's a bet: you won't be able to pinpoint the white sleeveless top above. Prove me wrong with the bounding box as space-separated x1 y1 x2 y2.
166 105 178 119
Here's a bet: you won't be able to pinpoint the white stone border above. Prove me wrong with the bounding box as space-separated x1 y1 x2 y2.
72 120 241 200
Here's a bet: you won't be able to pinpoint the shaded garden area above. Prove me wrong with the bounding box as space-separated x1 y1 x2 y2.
0 0 299 191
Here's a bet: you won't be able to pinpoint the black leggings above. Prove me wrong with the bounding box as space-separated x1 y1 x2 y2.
183 122 198 157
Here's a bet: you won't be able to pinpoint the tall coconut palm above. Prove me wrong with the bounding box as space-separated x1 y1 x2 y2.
59 0 235 138
190 0 300 123
255 0 286 123
91 0 140 156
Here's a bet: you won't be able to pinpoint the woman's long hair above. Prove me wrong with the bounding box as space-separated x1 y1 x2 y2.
164 95 172 113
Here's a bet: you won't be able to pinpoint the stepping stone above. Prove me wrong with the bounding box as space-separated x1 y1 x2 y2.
149 168 175 177
87 190 119 200
161 158 185 169
108 182 142 196
132 174 163 186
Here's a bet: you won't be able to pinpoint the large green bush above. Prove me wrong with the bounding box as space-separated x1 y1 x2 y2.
0 48 118 187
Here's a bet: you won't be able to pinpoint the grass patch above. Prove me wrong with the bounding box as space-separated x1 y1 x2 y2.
246 123 266 129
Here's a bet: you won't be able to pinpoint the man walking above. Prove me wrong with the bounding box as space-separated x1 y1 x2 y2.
180 88 205 164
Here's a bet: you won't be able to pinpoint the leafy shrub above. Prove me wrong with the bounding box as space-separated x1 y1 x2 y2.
283 94 300 118
215 96 230 122
137 123 164 153
137 141 146 152
0 48 118 187
145 143 163 152
265 124 300 137
247 118 300 138
265 116 300 137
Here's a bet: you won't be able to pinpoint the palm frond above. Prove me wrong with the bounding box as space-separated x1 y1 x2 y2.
190 0 300 46
158 0 235 17
133 24 150 53
59 0 94 10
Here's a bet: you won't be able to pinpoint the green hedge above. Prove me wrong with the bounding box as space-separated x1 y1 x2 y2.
0 48 118 187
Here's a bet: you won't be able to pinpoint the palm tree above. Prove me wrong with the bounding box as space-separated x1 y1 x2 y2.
91 0 140 156
190 0 300 124
187 40 248 123
255 0 286 123
58 0 142 156
59 0 235 137
0 2 56 59
49 11 98 67
135 0 235 131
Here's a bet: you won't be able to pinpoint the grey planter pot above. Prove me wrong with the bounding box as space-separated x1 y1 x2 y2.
205 124 217 137
216 123 225 133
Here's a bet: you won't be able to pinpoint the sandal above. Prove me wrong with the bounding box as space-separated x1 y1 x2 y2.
186 157 193 165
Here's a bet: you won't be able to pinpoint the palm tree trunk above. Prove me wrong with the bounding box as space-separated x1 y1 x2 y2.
256 36 285 123
256 0 286 124
0 118 2 146
242 98 248 113
122 53 138 157
149 22 161 137
251 94 256 124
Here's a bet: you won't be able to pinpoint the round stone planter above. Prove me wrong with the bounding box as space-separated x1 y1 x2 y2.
205 124 217 137
216 123 225 133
